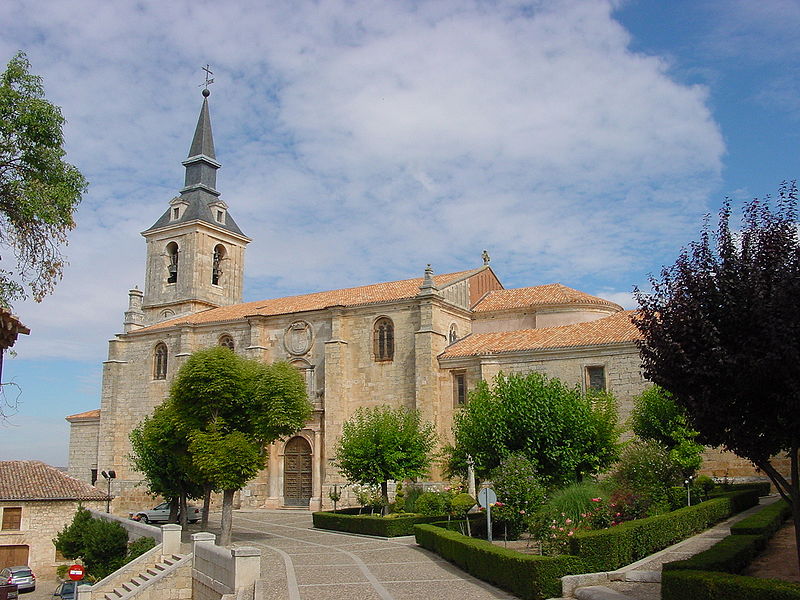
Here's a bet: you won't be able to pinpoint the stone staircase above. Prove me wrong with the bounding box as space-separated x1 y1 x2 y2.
99 553 189 600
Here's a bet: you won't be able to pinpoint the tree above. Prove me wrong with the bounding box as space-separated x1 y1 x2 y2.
630 385 703 477
634 182 800 568
335 405 436 513
129 401 204 527
53 507 129 580
0 52 87 306
449 372 620 485
170 347 311 545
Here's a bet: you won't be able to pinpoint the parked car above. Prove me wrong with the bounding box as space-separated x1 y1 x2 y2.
52 580 89 599
133 502 200 524
0 566 34 593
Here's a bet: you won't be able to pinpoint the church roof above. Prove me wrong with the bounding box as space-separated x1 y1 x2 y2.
440 310 640 358
0 461 108 501
137 268 482 332
66 409 101 422
472 283 622 312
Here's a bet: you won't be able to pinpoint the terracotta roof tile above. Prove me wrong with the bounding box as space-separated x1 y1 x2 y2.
473 284 622 312
0 461 107 501
65 409 101 421
441 311 640 358
137 269 478 332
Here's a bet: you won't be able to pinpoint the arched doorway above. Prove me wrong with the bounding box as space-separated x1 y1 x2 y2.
283 437 312 507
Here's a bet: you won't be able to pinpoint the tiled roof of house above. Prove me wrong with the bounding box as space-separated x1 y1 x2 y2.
65 409 101 422
0 461 107 501
473 283 622 312
137 269 479 332
440 310 640 358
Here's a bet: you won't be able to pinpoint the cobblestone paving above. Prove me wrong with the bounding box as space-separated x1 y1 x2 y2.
223 510 515 600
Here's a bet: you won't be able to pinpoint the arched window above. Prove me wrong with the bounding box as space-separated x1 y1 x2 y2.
212 244 226 286
373 317 394 362
154 343 168 380
219 335 234 351
449 323 458 344
166 242 179 284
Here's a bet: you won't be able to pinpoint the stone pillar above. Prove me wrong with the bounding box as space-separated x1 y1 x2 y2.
161 524 182 557
232 547 261 589
192 531 216 548
310 428 323 510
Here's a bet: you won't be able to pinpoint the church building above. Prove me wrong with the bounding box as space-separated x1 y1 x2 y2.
65 92 674 513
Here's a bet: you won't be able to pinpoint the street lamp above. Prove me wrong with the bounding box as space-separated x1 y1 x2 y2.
101 470 116 513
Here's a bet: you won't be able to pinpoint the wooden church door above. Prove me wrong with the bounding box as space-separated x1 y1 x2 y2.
283 436 312 507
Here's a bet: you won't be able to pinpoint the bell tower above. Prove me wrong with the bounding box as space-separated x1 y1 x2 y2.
140 89 250 323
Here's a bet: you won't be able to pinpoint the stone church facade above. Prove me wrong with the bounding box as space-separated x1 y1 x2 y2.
65 93 755 514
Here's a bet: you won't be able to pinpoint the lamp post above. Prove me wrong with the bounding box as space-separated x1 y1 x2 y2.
101 470 116 513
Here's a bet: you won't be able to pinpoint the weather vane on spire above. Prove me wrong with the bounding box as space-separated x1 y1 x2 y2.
200 64 214 97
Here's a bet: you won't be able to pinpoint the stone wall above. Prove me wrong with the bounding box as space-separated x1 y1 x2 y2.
66 418 100 484
0 499 105 578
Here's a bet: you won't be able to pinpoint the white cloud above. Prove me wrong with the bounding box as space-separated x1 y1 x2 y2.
2 0 724 361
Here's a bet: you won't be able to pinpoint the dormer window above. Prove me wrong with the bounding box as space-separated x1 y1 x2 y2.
172 207 180 220
216 209 224 223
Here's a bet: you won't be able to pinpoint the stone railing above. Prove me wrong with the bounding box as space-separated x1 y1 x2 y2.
191 533 261 600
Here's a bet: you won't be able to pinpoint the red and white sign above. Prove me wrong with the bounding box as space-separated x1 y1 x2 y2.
68 565 85 581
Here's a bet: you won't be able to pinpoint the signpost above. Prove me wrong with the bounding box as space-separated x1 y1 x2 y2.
68 565 85 581
477 487 497 543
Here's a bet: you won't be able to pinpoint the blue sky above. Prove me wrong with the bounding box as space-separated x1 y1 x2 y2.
0 0 798 466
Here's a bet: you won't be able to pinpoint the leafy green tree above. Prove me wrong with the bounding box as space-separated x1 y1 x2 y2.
129 401 204 527
189 426 264 545
171 347 311 545
634 183 800 567
335 406 436 513
0 52 87 306
630 385 703 477
449 372 620 485
53 507 128 580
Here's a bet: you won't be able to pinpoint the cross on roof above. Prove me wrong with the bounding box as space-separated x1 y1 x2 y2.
200 64 214 91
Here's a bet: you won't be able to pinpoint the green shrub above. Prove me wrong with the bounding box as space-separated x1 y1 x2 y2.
312 511 446 537
490 453 547 539
540 481 607 524
613 440 681 489
715 480 772 497
53 508 129 580
451 493 476 515
403 484 424 513
568 489 758 571
415 491 450 516
126 536 157 562
662 569 800 600
415 523 588 600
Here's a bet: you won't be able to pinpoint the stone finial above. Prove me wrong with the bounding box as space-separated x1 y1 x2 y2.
482 249 490 265
418 264 441 298
123 287 145 333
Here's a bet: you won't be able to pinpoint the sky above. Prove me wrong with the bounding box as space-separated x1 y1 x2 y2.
0 0 798 466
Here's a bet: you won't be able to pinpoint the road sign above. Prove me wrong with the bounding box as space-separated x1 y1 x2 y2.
68 565 85 581
477 487 497 508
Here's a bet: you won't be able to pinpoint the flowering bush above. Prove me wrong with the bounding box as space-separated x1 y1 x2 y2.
490 453 547 539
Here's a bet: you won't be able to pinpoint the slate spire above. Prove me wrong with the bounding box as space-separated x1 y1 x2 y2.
182 89 220 194
143 89 246 237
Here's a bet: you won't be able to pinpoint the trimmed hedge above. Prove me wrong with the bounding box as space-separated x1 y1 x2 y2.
715 481 772 497
312 511 446 537
662 569 800 600
568 489 759 571
661 499 800 600
730 499 791 537
414 523 588 600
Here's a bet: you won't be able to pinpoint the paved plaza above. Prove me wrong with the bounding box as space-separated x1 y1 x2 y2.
223 510 514 600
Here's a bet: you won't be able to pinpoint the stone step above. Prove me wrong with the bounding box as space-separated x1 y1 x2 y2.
574 586 633 600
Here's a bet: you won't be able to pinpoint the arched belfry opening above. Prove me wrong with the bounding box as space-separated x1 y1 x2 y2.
166 242 179 284
212 244 226 286
283 436 312 507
